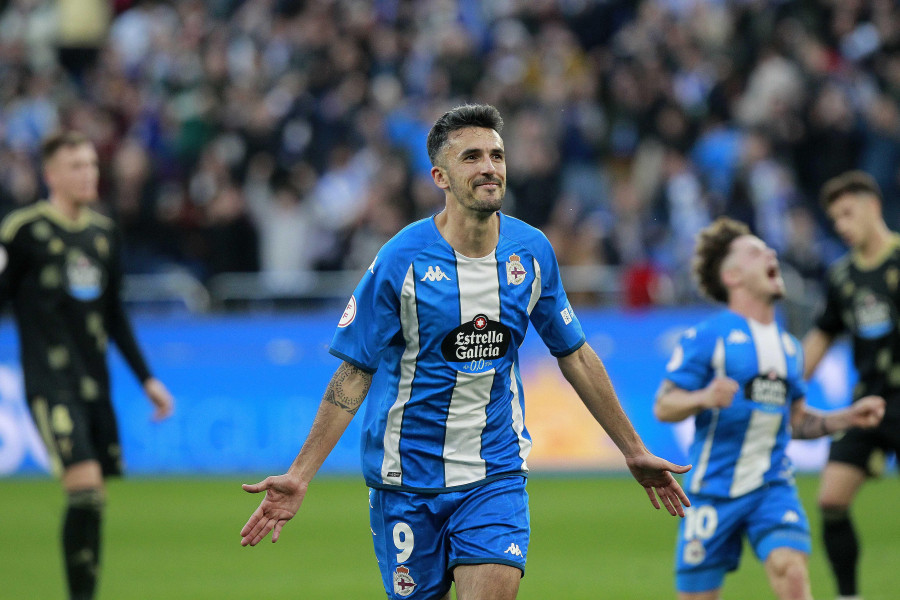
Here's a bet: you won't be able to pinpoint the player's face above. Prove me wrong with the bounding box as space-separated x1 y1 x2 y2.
44 143 100 206
726 235 785 302
827 192 879 249
432 126 506 215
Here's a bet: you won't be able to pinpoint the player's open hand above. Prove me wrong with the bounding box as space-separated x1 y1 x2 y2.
240 474 307 546
625 452 692 517
143 377 174 421
849 395 886 429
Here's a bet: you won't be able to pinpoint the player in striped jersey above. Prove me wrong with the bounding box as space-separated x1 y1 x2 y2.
241 104 691 599
656 218 884 600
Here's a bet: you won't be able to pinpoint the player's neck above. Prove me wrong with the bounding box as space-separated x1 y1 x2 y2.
48 194 86 222
435 208 499 258
855 221 893 263
728 293 776 324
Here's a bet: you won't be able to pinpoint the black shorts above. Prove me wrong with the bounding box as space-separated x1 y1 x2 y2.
828 412 900 477
27 394 123 478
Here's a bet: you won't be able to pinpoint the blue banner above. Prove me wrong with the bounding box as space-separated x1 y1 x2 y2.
0 308 853 476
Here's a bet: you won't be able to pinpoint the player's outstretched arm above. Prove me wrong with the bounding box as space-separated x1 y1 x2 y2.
791 395 886 439
240 473 307 546
143 377 174 421
557 343 691 517
240 361 373 547
624 452 692 517
801 327 834 379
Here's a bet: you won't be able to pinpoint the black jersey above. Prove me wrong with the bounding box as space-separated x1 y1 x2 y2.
816 234 900 409
0 201 151 403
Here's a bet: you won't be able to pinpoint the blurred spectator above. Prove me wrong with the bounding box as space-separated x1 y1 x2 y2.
2 0 900 308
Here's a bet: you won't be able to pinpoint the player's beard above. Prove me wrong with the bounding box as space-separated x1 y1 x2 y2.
448 175 504 215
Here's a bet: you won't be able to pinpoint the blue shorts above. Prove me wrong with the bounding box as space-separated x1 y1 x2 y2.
675 483 811 593
369 475 529 599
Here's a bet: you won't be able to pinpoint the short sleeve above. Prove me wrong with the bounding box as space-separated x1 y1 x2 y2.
527 241 585 357
814 274 845 336
329 256 403 372
664 327 714 392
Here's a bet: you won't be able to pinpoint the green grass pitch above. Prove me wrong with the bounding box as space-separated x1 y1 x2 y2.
1 474 896 599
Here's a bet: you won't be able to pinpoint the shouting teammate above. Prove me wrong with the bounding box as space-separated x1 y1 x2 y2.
240 103 690 600
0 131 174 600
655 217 884 600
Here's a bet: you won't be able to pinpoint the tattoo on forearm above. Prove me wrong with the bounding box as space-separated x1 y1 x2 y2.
323 363 371 415
793 413 829 439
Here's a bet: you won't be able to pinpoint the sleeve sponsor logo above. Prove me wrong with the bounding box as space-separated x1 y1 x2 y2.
338 295 357 328
560 307 573 325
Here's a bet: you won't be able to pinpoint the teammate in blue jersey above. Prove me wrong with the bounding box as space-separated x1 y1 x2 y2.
240 103 691 599
655 217 885 600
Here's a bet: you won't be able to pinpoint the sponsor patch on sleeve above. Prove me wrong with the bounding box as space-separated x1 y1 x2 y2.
338 295 357 327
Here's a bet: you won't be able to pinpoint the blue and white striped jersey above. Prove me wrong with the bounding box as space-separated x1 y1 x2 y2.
664 310 807 498
330 213 585 493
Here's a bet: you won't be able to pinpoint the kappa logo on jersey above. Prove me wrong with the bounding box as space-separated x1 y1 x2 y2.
745 370 787 407
338 295 357 328
420 265 451 282
726 329 749 344
393 565 417 597
781 510 800 524
506 253 527 285
440 314 511 372
504 543 524 558
368 255 377 274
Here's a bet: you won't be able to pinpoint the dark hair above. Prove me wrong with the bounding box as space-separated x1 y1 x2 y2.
426 104 504 166
693 217 751 303
41 131 92 163
820 170 882 208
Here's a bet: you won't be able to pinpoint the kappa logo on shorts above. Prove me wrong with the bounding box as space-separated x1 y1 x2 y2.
393 565 417 597
503 542 524 558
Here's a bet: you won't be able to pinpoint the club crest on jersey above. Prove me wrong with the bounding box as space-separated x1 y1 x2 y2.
65 250 104 301
440 314 511 373
853 291 893 339
393 565 416 597
506 253 527 285
745 370 787 408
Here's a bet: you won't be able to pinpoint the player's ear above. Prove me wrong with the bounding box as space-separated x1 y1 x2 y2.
431 165 450 190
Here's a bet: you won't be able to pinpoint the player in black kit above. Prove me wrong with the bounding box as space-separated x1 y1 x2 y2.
0 131 174 600
803 170 900 600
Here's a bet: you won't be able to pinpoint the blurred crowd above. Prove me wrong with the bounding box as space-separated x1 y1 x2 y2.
2 0 900 306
